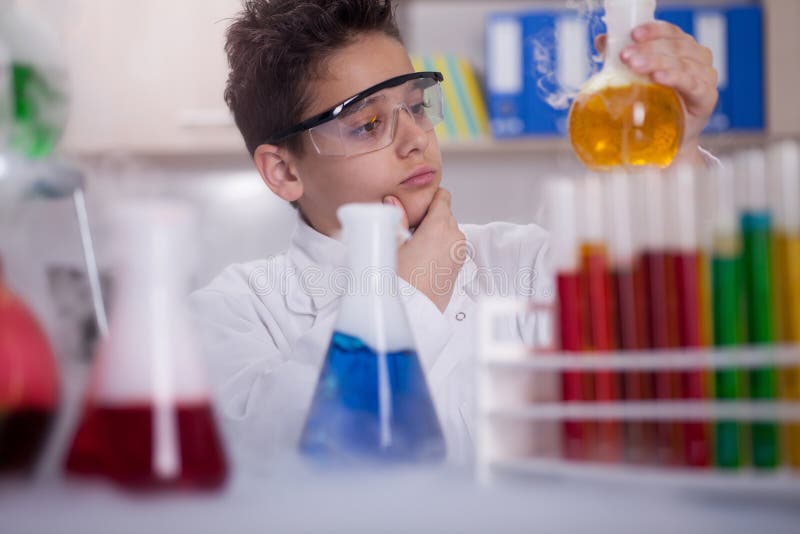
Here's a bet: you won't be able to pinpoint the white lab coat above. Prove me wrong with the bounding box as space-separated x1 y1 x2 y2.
190 215 552 469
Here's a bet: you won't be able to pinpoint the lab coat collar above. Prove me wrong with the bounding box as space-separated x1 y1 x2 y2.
285 214 347 314
284 213 481 317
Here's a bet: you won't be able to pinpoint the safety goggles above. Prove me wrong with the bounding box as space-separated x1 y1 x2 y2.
266 71 445 157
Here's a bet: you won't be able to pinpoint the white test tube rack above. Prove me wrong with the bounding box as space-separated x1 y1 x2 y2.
475 297 800 499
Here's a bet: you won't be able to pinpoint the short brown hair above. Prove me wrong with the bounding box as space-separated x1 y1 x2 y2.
224 0 402 157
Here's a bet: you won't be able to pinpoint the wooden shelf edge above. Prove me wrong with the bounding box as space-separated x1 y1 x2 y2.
440 132 779 156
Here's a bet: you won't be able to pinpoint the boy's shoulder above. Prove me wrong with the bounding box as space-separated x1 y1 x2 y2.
460 221 550 270
191 220 552 307
194 255 288 298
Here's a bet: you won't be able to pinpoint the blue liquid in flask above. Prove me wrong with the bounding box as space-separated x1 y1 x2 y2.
299 331 446 463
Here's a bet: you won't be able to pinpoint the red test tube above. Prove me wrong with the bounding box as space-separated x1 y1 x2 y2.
605 171 655 464
578 175 621 463
636 170 684 466
666 164 711 468
546 178 590 461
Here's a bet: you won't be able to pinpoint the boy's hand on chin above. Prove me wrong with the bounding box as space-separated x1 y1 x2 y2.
383 188 466 313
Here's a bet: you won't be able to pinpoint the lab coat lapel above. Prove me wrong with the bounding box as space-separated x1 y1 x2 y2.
285 216 346 315
425 256 479 393
286 216 481 390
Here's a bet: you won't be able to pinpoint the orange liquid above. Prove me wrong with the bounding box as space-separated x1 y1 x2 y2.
568 83 684 170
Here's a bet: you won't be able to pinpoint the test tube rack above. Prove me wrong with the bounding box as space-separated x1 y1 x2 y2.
475 297 800 499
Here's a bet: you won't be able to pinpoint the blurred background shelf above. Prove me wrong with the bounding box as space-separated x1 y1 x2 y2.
13 0 796 156
440 137 569 155
439 132 776 156
4 0 798 371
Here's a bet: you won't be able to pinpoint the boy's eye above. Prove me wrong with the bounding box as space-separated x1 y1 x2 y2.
410 100 431 116
351 116 383 137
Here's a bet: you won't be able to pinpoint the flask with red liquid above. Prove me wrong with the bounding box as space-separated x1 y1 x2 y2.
0 259 59 475
64 201 227 490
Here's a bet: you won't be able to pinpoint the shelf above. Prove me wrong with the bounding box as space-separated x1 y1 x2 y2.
439 132 774 156
439 137 569 155
483 345 800 371
484 401 800 423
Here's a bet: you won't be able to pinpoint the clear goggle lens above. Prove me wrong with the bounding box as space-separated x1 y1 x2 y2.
307 78 444 157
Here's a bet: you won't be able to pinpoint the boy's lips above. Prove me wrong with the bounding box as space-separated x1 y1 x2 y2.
401 166 436 187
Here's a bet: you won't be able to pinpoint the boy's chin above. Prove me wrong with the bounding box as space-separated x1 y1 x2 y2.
398 187 438 228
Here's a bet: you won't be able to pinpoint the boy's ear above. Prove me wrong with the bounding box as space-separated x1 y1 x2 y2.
253 144 303 203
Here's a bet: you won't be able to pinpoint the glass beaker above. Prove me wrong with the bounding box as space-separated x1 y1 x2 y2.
0 0 69 159
568 0 685 170
64 201 227 490
0 259 59 475
299 203 446 464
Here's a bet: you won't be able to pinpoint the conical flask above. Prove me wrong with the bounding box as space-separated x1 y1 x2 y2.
0 259 59 475
568 0 685 170
299 203 446 463
64 201 227 490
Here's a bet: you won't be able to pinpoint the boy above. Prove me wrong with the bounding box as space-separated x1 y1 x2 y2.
191 0 719 465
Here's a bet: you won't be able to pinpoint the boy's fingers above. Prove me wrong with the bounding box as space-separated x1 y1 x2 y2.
653 67 718 111
594 34 607 55
433 187 452 208
382 195 409 230
622 39 713 67
425 188 453 221
622 49 717 106
632 21 685 42
416 188 455 233
625 52 703 79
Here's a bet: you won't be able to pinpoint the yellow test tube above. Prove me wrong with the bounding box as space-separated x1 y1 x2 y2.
768 140 800 468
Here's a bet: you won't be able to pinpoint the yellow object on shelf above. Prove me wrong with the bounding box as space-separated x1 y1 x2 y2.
411 54 490 144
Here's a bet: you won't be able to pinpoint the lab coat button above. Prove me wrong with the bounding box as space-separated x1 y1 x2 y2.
455 312 466 321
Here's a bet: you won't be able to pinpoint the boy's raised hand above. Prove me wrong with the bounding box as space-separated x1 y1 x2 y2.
383 188 467 313
597 21 719 159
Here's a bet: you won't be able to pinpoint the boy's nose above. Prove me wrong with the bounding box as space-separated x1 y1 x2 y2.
393 104 429 154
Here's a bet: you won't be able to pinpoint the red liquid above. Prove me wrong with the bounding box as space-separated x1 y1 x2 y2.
613 263 657 465
0 408 55 474
641 251 684 466
0 271 59 476
672 252 711 468
557 272 591 461
580 245 621 463
65 403 227 490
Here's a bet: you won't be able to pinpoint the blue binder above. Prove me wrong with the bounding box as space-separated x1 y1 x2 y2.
485 15 527 138
657 4 764 133
484 4 764 137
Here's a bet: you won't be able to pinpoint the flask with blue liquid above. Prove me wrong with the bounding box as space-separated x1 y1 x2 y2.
299 203 446 464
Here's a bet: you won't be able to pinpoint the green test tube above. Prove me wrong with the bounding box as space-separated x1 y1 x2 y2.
711 163 746 469
712 250 746 468
737 150 779 469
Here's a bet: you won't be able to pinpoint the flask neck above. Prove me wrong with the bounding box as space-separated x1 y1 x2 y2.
110 202 195 319
339 204 401 278
335 204 413 354
344 225 397 273
604 0 656 71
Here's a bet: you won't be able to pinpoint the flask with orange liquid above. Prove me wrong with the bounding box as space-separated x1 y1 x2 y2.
568 0 685 170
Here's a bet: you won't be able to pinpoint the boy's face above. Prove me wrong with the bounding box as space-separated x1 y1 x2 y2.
289 33 443 235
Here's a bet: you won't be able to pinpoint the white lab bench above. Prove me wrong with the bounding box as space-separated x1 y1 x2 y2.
2 324 798 534
2 456 799 534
